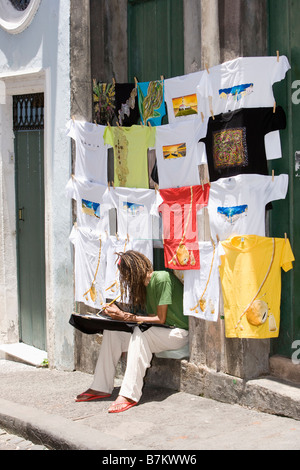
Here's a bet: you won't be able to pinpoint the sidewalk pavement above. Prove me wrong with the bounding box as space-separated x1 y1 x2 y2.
0 359 300 451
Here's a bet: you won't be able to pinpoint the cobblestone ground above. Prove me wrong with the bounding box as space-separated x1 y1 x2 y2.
0 428 49 450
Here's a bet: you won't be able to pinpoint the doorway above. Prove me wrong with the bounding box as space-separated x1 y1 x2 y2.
13 93 46 351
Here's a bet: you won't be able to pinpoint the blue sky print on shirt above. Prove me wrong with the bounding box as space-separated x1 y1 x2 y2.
123 201 144 216
219 83 253 102
217 205 248 224
82 199 101 219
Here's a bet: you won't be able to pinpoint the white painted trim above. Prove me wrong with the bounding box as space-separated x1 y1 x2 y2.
0 68 51 352
0 0 41 34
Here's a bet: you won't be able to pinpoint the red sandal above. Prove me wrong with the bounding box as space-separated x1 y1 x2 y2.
75 392 111 402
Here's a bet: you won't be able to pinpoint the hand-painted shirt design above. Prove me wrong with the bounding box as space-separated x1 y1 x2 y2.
213 127 248 169
82 199 101 219
217 205 248 224
219 83 254 102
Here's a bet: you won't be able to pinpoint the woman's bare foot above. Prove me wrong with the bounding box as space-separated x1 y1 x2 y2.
108 395 137 413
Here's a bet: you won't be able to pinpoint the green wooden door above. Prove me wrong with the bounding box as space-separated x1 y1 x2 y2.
128 0 184 270
14 94 46 351
128 0 184 83
268 0 300 358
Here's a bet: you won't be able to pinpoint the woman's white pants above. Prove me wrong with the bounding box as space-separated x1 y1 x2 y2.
91 326 189 403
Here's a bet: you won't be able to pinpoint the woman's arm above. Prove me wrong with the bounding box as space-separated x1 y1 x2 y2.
103 303 167 325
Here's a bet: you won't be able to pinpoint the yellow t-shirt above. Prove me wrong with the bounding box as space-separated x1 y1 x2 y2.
104 125 156 189
219 235 295 339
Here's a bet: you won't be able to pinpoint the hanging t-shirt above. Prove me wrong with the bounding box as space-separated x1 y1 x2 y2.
104 236 153 300
93 81 116 126
103 186 161 241
159 184 210 270
164 70 206 123
114 83 139 126
183 241 220 322
207 173 288 242
154 118 209 189
199 107 286 182
69 225 108 310
196 55 290 161
137 80 166 126
65 176 110 234
66 119 108 185
146 271 189 330
219 235 295 339
103 124 156 189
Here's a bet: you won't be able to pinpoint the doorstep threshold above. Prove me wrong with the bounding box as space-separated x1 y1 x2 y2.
0 342 47 367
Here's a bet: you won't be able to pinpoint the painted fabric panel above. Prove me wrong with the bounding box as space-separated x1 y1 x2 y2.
183 241 220 321
137 80 166 126
104 124 156 188
66 119 108 185
159 184 210 270
199 107 286 182
69 226 108 310
219 235 295 338
155 118 209 189
208 174 288 242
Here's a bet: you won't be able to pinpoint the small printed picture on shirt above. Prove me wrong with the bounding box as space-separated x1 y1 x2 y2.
219 83 253 102
217 205 248 224
82 199 101 219
213 127 248 169
163 143 187 160
172 94 198 118
122 201 145 216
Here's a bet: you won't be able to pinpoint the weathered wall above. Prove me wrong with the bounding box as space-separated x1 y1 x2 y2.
0 0 74 369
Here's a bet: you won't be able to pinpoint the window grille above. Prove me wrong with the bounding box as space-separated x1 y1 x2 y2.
13 94 44 131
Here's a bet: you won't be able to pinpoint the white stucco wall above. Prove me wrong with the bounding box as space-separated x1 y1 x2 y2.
0 0 74 370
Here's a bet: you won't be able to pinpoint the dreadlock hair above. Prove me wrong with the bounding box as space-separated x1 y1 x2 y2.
116 250 153 310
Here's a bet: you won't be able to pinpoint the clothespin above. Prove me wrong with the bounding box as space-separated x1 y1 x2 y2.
72 115 75 122
273 101 276 113
116 121 121 128
148 121 152 128
160 75 164 81
284 232 287 242
116 232 119 240
277 50 280 62
272 169 275 182
94 120 98 126
134 77 138 88
71 173 75 179
216 234 220 243
112 77 116 85
205 63 210 74
107 121 111 128
210 109 215 120
108 181 111 191
154 183 159 194
201 112 204 123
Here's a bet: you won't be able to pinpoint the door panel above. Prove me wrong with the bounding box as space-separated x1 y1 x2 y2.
268 0 299 358
14 94 46 351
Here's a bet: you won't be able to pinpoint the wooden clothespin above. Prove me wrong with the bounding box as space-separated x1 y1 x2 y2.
216 234 220 243
116 121 121 128
154 183 159 194
72 115 75 122
116 232 119 241
272 169 275 182
273 101 276 113
160 75 164 81
134 77 138 88
205 63 210 74
277 50 280 62
107 121 111 128
108 181 111 191
112 77 116 85
210 109 215 120
148 121 152 128
201 112 204 123
284 232 287 242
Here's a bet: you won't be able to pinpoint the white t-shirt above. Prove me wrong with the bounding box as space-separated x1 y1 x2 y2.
66 119 108 185
207 173 289 242
69 226 108 310
103 187 162 240
104 236 153 300
197 55 291 160
183 241 220 322
65 176 110 234
154 118 209 189
164 70 207 123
